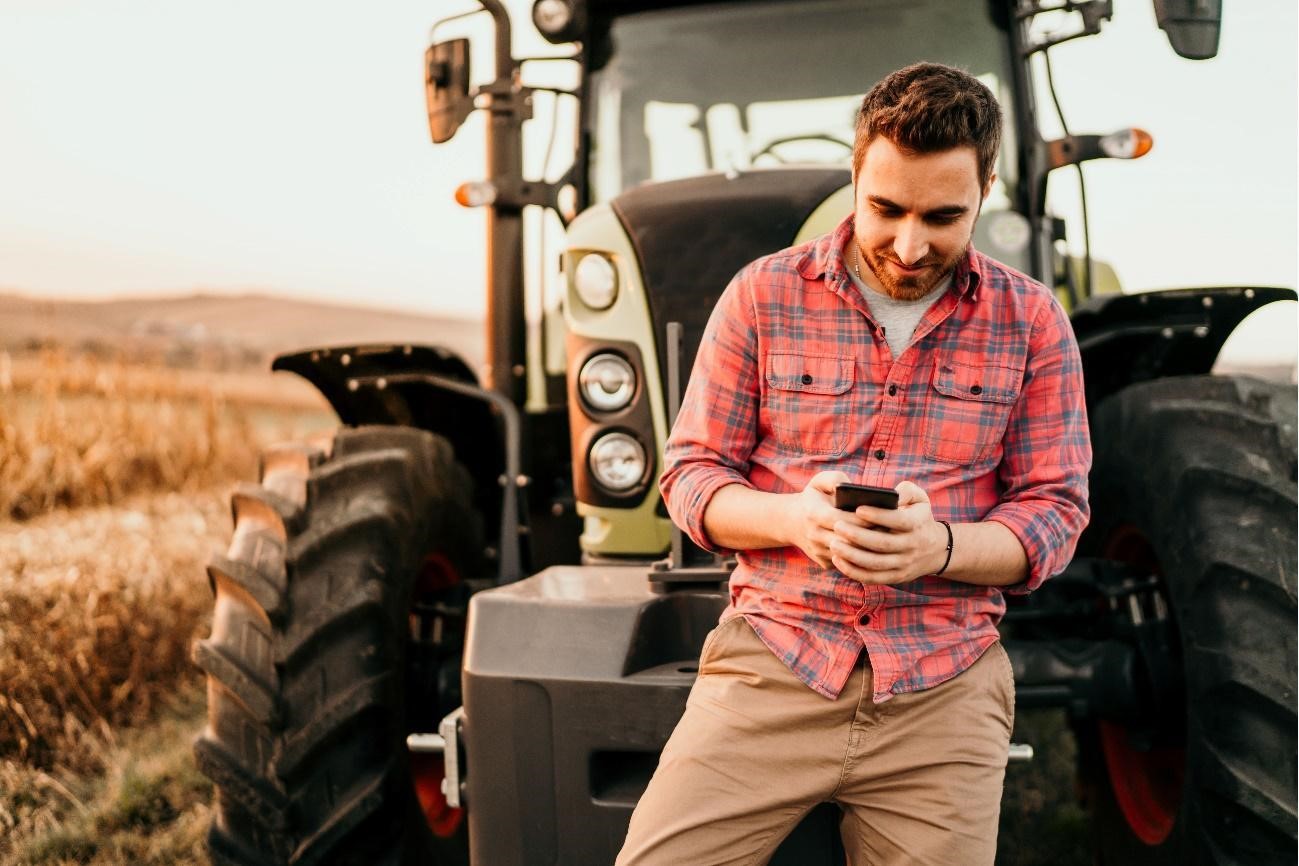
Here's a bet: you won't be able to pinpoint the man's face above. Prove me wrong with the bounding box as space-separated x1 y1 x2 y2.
851 136 992 301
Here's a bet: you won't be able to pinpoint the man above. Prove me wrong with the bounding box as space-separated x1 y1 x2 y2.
616 63 1091 865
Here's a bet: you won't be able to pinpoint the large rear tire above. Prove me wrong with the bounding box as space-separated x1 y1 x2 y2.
1078 375 1297 865
193 425 481 865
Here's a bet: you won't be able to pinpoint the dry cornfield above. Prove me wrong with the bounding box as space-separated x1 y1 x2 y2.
0 351 333 860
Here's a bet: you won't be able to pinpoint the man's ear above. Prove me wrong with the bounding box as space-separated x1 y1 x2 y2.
982 172 998 200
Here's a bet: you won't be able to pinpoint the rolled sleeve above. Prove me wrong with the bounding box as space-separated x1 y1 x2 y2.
986 297 1092 594
658 272 761 555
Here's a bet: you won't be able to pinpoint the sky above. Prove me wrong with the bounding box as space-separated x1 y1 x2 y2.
1 0 1296 357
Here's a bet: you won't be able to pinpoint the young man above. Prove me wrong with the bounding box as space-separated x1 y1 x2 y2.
616 63 1091 865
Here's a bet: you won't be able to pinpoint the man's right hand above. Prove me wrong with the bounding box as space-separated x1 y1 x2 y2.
783 471 851 567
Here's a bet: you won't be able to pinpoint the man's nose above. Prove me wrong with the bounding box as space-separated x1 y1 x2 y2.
894 220 930 265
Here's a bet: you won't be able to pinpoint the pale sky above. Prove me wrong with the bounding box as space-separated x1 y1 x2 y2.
1 0 1296 342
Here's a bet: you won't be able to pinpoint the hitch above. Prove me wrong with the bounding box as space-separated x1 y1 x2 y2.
1003 557 1182 722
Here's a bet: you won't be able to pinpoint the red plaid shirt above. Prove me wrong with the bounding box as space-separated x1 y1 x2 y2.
660 214 1091 702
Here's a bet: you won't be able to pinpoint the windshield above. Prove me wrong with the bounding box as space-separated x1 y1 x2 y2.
585 0 1018 210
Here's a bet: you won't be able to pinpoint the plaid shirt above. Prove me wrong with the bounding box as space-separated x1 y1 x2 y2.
660 214 1091 702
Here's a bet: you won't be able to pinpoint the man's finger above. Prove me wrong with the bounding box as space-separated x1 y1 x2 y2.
854 504 909 530
834 521 906 553
895 480 929 506
809 470 851 493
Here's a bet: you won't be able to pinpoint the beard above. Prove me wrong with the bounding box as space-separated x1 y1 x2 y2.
856 239 966 302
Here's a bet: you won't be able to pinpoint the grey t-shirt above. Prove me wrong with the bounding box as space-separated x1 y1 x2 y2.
846 265 952 358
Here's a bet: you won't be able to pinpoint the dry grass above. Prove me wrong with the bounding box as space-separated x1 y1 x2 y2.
0 488 227 776
0 351 328 521
2 682 213 865
0 350 333 859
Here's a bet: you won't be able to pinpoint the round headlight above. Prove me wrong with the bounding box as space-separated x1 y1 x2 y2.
588 432 647 493
580 353 635 412
533 0 574 39
574 252 617 310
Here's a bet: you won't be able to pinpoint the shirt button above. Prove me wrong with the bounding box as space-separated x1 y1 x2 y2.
970 384 983 395
801 373 813 385
874 449 886 460
887 384 898 396
858 613 871 625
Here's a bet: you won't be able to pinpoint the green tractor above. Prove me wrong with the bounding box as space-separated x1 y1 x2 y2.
193 1 1296 864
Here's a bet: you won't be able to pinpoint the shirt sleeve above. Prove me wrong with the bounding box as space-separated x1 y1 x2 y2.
985 295 1092 593
658 270 761 555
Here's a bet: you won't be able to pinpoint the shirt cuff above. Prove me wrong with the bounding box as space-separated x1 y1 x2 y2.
984 502 1080 595
664 470 754 557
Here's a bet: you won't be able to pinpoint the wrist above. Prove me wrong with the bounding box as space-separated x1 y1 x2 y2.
931 520 954 576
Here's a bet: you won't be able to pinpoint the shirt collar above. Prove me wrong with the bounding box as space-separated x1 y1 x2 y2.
799 213 984 302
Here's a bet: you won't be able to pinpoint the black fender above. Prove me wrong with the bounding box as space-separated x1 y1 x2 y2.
273 344 524 582
1070 285 1294 410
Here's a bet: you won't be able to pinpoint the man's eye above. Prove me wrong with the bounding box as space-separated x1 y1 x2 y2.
927 215 960 225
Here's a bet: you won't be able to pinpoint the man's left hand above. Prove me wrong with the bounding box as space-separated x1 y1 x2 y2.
829 481 948 585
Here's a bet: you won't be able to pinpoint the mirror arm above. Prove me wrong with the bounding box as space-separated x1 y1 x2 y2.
1018 0 1112 57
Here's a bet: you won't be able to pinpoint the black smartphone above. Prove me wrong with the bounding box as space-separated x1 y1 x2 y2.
833 483 899 512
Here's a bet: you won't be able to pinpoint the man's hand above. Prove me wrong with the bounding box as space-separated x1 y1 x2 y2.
829 481 948 585
784 470 853 568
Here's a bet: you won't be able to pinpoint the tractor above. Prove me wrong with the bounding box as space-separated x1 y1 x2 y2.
192 1 1297 864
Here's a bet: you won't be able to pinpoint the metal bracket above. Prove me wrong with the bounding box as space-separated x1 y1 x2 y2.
438 705 467 808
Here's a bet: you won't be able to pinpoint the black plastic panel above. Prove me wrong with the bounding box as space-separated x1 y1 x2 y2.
462 566 846 865
610 168 851 409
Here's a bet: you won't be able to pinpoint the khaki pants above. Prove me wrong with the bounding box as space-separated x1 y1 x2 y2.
616 616 1015 866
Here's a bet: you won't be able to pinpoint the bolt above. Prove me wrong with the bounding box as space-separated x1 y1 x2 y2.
341 353 352 367
1202 296 1214 308
1245 288 1256 299
1161 327 1175 339
347 379 360 392
376 377 388 390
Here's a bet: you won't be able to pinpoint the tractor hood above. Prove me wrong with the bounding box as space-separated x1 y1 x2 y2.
608 167 851 395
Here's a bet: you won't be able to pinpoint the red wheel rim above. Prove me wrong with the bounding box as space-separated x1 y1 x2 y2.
408 551 465 838
1098 719 1183 844
1100 524 1185 845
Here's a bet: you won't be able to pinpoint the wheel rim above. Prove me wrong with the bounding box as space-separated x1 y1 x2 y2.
1100 524 1186 845
408 552 466 839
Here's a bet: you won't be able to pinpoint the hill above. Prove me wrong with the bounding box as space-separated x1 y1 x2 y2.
0 292 485 372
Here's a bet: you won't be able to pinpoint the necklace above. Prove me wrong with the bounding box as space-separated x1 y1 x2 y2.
851 243 863 281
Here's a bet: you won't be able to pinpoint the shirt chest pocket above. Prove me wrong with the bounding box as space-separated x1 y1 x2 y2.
922 360 1024 465
763 352 855 456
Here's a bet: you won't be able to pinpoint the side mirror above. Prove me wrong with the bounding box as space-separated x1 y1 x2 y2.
426 38 474 144
1153 0 1221 60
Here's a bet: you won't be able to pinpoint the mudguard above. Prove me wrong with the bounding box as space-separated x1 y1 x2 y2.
1070 285 1294 408
272 343 520 580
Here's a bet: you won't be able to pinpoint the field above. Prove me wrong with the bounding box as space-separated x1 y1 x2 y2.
0 348 332 865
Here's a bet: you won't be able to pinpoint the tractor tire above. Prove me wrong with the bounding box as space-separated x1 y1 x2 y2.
1078 375 1297 866
193 425 481 866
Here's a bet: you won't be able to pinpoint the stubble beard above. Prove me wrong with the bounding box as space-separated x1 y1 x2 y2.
855 238 967 302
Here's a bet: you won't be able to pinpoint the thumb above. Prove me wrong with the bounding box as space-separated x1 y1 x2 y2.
809 470 851 493
895 480 929 507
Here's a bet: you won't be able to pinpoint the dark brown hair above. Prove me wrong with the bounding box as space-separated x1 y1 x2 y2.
852 62 1003 189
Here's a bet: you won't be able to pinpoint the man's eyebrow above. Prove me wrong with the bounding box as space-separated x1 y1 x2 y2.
868 195 969 217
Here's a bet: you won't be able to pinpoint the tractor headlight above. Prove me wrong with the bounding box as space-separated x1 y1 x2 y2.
579 353 635 412
573 252 617 310
588 432 646 492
